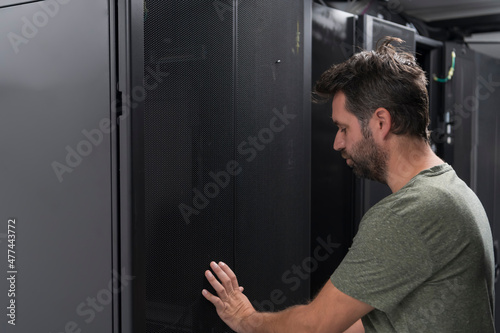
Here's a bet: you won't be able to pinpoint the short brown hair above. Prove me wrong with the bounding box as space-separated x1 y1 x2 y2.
314 37 430 141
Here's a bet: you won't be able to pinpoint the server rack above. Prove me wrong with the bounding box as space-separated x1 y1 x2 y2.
2 1 497 332
120 1 313 332
1 1 114 332
1 1 312 332
440 43 500 328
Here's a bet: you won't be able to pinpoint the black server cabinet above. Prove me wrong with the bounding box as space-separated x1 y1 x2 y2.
119 1 312 332
441 43 500 329
441 42 477 187
1 1 114 332
475 52 500 330
0 1 310 332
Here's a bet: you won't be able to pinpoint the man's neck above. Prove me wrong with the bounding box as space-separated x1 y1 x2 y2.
385 137 444 193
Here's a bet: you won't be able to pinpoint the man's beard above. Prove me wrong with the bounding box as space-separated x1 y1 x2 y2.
341 130 388 184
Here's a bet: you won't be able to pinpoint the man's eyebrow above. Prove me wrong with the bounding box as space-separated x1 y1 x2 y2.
332 120 347 127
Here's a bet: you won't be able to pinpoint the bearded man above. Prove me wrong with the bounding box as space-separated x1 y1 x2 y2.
202 37 495 333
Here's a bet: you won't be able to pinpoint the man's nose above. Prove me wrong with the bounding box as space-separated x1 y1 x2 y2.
333 131 345 151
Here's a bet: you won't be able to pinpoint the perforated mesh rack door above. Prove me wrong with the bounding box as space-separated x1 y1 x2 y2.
142 1 311 332
144 1 235 332
234 0 311 310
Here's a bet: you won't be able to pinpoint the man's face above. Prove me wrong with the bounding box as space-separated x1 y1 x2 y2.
331 92 388 184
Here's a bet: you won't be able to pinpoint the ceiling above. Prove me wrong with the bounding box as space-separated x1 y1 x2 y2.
325 0 500 58
397 0 500 58
397 0 500 22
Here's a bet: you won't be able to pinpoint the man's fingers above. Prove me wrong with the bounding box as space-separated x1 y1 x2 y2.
210 261 236 293
218 261 240 291
202 289 224 309
205 269 229 300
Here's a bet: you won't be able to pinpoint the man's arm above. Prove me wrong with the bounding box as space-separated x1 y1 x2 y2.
343 319 364 333
202 261 373 333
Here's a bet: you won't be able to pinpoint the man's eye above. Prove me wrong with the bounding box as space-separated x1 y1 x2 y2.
340 128 346 133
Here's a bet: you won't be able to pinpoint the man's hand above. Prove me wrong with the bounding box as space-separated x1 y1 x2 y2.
203 262 372 333
202 261 261 333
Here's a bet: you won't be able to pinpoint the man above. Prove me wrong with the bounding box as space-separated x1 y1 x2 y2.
202 37 495 332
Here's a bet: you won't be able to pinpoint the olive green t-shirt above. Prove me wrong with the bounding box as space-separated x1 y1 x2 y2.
331 164 495 332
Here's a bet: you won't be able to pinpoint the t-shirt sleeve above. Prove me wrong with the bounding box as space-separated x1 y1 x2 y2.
330 207 434 313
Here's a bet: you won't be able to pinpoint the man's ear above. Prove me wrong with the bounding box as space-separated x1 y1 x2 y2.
372 107 392 139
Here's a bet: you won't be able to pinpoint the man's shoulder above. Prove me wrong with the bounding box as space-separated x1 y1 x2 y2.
370 164 471 219
358 164 484 248
358 163 491 265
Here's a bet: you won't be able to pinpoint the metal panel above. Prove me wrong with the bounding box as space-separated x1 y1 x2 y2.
117 0 146 332
235 0 311 312
135 2 310 332
141 1 235 332
0 0 112 332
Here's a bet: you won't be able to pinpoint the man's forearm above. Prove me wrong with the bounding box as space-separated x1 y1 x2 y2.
203 262 370 333
240 304 315 333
